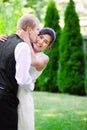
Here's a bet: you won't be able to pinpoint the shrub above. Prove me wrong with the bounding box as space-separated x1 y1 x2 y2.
58 0 85 95
36 0 61 92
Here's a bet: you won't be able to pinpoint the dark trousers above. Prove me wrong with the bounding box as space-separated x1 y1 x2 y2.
0 90 19 130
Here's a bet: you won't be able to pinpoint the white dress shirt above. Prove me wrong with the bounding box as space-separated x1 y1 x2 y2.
14 42 34 91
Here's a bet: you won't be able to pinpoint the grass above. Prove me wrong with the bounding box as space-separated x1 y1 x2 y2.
33 91 87 130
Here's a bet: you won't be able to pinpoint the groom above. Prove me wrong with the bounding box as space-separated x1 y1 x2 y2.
0 14 40 130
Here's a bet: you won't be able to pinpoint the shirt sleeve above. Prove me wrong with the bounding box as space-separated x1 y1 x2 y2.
14 42 34 91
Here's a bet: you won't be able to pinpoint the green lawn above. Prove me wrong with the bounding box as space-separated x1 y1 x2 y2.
33 92 87 130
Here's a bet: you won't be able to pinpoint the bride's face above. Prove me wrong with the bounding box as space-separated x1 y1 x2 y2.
33 34 52 52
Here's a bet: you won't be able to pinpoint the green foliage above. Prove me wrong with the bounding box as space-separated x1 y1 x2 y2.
0 16 4 34
24 0 48 22
36 0 61 92
85 56 87 94
0 0 48 34
58 0 85 95
84 40 87 94
0 0 23 34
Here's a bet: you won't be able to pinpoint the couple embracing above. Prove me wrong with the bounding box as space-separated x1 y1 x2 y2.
0 14 56 130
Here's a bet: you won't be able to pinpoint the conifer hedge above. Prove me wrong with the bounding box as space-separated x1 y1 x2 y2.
58 0 85 95
36 0 61 92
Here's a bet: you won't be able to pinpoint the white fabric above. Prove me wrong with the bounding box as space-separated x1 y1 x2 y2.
18 87 34 130
17 52 43 130
29 52 43 85
15 42 34 91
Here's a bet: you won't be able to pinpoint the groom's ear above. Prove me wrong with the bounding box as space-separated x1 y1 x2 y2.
27 26 32 32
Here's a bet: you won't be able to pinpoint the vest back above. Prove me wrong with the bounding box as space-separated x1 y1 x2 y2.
0 34 23 96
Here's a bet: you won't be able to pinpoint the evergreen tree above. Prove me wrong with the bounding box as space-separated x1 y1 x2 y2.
36 0 61 92
84 37 87 94
58 0 85 95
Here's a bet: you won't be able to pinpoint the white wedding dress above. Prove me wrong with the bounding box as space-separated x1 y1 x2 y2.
17 52 43 130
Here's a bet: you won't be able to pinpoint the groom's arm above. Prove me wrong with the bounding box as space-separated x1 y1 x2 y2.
15 42 34 91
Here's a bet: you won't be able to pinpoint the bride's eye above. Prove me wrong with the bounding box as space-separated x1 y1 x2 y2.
44 39 49 44
39 35 43 39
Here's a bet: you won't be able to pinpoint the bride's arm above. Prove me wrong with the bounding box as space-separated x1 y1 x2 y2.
0 35 8 42
17 29 49 71
31 52 49 71
28 41 49 71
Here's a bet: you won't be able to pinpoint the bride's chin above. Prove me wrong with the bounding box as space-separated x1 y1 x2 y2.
35 48 41 52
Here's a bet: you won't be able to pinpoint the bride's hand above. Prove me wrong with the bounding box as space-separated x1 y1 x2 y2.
16 28 30 44
0 35 8 42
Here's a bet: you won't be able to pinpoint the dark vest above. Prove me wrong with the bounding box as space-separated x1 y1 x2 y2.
0 34 24 96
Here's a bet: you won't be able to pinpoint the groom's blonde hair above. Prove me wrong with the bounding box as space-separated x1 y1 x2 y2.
17 14 40 31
